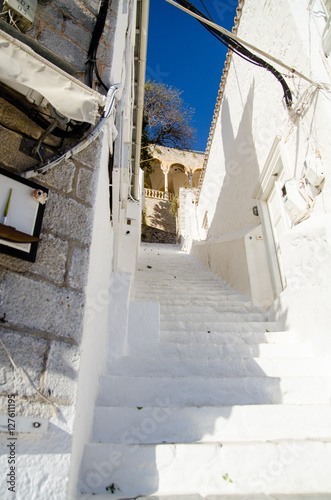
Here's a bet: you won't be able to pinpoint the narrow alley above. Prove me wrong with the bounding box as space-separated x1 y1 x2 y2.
79 243 331 498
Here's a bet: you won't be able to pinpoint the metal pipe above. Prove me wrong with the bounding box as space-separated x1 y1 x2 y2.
133 0 150 200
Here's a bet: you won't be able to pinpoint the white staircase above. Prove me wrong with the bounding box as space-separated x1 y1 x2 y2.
78 243 331 499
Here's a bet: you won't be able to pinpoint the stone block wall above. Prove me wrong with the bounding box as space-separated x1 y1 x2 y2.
142 196 177 243
0 135 103 420
144 197 176 233
0 2 119 495
0 0 117 87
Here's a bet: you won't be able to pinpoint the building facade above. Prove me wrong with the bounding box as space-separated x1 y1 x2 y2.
181 0 331 355
145 145 204 197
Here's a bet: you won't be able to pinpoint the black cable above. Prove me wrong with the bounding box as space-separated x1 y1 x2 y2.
201 23 265 66
175 0 293 107
95 63 109 92
198 0 212 20
0 2 112 150
85 0 110 91
200 19 292 106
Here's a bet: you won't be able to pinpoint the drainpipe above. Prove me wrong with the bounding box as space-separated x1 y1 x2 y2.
132 0 149 199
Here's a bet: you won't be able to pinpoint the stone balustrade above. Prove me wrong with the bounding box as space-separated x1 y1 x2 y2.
145 188 175 201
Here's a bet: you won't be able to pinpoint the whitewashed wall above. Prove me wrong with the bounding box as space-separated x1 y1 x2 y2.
189 0 331 352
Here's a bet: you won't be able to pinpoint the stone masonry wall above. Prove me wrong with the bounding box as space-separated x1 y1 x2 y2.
0 0 116 87
142 197 177 243
0 0 116 435
144 197 176 234
0 136 104 420
141 197 176 243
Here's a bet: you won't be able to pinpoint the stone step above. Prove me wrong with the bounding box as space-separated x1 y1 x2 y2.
134 283 231 291
134 283 240 291
135 265 212 271
159 331 295 345
160 304 263 314
135 293 249 303
91 404 331 444
158 342 309 359
79 441 331 496
160 312 268 322
97 375 331 406
105 356 331 378
135 275 228 282
159 298 254 307
80 494 331 500
160 320 278 332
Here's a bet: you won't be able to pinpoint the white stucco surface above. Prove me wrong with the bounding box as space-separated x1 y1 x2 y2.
77 243 331 498
183 0 331 350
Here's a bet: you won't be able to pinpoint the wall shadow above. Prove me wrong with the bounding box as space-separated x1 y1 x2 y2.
207 82 261 238
77 241 288 497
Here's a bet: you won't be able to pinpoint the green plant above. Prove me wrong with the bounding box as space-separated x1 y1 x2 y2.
142 209 148 230
222 473 233 483
170 193 179 218
105 483 118 494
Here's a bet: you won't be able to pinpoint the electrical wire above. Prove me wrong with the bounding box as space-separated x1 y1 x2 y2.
21 83 121 179
198 0 212 20
172 0 293 107
0 0 111 157
1 1 112 141
85 0 110 92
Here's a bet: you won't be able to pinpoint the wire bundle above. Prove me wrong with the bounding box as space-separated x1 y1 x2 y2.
85 0 110 92
175 0 293 107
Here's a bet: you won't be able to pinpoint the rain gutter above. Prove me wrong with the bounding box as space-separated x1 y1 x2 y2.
132 0 149 199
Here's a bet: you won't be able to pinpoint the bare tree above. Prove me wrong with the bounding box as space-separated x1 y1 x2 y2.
143 80 196 151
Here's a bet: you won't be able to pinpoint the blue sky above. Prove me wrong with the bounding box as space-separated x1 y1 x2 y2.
146 0 238 152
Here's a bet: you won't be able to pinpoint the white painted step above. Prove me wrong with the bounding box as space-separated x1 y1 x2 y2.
79 441 331 496
134 283 244 292
159 298 254 307
105 355 331 378
158 342 309 359
136 292 246 300
160 312 268 322
97 375 331 406
160 331 296 345
160 321 276 332
134 285 234 293
134 276 229 284
80 494 331 500
92 404 331 444
135 292 249 301
161 304 265 314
